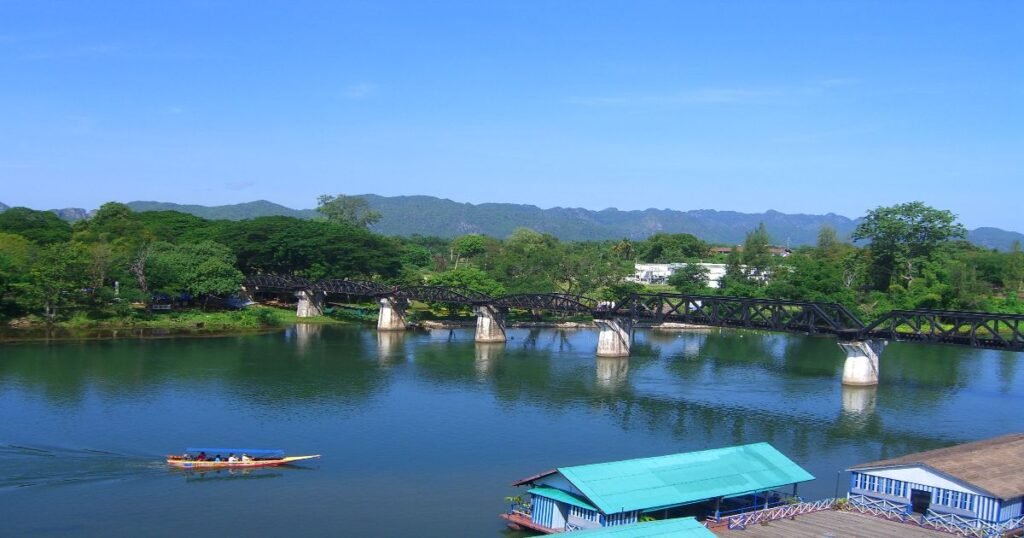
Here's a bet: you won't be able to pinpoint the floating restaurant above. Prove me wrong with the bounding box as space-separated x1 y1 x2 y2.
847 432 1024 535
502 442 814 534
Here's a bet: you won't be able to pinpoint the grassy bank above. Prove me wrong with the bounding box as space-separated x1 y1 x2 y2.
6 305 354 334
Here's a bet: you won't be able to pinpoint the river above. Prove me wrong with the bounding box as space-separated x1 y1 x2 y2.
1 325 1021 536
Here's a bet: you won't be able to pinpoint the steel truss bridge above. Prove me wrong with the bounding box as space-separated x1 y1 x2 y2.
243 275 1024 351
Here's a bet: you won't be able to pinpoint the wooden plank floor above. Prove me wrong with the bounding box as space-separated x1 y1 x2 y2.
713 510 950 538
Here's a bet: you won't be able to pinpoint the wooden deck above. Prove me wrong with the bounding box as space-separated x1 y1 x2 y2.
500 512 557 534
713 510 951 537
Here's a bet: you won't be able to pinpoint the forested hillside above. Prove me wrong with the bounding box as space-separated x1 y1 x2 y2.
3 196 1022 249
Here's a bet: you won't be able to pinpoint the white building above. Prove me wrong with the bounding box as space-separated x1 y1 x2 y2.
629 263 730 288
847 433 1024 534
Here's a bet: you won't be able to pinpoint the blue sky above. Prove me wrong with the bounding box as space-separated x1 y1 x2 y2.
1 1 1021 230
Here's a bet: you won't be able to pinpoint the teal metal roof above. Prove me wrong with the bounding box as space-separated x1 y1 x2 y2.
566 517 715 537
528 486 598 511
557 442 814 514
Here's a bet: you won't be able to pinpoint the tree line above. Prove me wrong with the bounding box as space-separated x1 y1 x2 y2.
0 196 1021 324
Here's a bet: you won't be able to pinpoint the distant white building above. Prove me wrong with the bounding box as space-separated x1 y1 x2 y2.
629 263 730 288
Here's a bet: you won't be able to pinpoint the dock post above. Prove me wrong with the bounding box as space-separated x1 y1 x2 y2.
838 340 886 386
596 317 633 357
474 305 507 343
378 297 409 331
296 289 325 318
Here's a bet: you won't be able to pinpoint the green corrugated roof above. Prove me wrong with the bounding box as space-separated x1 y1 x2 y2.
566 517 715 537
558 442 814 514
528 486 598 511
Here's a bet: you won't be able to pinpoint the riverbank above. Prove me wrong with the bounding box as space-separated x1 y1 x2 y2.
0 307 350 342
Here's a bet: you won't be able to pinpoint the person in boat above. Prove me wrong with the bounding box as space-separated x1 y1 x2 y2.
213 454 222 462
227 453 239 462
241 453 252 462
196 451 207 461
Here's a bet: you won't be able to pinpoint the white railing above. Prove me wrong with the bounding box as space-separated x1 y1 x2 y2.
847 494 1024 538
727 498 837 529
846 494 910 522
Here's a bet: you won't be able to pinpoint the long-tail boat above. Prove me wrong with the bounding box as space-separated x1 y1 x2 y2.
166 448 320 469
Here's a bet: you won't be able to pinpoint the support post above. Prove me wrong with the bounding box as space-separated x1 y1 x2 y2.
295 289 325 318
378 297 409 331
474 305 507 343
838 340 886 386
596 317 633 357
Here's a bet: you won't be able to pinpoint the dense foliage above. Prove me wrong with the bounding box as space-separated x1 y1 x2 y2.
0 199 1021 324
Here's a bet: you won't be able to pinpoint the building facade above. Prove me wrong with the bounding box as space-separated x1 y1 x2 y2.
847 433 1024 533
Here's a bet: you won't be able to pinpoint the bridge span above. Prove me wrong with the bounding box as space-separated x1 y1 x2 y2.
243 275 1024 386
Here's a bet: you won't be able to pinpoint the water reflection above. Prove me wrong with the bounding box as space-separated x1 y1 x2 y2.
839 385 878 432
376 330 408 364
174 467 285 483
474 343 504 379
292 323 322 354
595 357 629 389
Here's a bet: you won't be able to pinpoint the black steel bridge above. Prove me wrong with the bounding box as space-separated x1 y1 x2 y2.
244 275 1024 351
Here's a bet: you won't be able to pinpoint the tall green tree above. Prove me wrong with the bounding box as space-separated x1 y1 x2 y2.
315 194 382 229
741 223 773 280
15 243 90 321
851 201 966 289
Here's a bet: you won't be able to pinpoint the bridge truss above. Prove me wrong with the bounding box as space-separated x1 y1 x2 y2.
242 275 1024 350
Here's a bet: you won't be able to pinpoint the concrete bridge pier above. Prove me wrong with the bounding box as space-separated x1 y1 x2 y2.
378 297 409 331
296 289 325 318
596 318 634 357
474 305 507 343
838 340 886 386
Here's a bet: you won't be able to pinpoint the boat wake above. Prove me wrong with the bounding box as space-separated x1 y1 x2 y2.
0 444 165 492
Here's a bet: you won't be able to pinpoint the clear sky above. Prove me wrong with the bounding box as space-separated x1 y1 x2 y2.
1 1 1021 230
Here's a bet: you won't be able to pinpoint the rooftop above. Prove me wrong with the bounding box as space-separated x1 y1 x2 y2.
849 433 1024 500
547 443 814 514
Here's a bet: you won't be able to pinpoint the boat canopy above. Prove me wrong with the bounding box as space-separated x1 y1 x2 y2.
184 448 285 458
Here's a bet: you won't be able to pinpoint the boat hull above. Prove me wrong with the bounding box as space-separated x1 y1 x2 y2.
166 455 319 469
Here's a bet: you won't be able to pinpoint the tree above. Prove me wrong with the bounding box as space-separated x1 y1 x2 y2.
147 241 244 297
852 201 966 289
1004 241 1024 294
315 194 382 229
816 225 840 256
637 233 709 263
491 228 563 293
15 243 90 321
451 234 486 269
668 264 711 295
0 207 72 244
741 223 773 281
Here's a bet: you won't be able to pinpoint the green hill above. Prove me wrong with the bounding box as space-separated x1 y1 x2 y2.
10 196 1022 250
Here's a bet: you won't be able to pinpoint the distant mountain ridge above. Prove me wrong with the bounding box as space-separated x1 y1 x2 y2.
1 196 1021 250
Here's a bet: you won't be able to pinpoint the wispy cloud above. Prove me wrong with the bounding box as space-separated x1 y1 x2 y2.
23 44 122 60
225 180 256 191
340 82 377 99
571 78 859 108
570 88 764 107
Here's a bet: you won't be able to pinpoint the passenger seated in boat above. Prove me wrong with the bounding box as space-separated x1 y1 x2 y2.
228 453 239 462
241 453 252 462
213 454 222 462
196 451 207 461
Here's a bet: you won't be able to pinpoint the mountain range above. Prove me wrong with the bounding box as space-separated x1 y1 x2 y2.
0 196 1020 250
